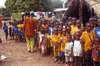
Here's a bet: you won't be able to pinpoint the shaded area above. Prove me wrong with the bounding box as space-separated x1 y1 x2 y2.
65 0 96 25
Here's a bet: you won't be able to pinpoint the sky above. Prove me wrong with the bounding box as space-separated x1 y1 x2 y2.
0 0 6 8
61 0 66 2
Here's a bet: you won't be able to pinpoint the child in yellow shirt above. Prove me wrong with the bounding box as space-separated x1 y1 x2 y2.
70 18 79 35
51 29 61 62
59 31 67 63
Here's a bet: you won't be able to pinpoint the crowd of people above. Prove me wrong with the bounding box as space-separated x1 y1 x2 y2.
2 13 100 66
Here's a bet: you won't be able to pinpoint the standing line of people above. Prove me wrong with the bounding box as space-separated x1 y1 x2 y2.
3 22 14 41
23 15 100 66
2 13 100 66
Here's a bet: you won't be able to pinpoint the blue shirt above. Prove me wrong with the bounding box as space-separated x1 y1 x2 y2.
13 26 19 33
95 27 100 38
3 25 8 32
48 27 53 35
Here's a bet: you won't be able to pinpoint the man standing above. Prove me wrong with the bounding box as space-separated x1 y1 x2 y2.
24 13 38 53
81 23 95 66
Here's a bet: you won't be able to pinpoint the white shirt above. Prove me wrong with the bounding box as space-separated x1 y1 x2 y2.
65 41 73 56
73 40 82 56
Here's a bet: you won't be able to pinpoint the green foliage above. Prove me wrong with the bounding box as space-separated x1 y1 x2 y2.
4 0 63 16
0 7 11 17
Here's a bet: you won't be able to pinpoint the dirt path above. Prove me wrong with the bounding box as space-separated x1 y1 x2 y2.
0 40 64 66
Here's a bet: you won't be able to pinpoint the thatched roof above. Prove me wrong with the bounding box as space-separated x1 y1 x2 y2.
87 0 100 17
64 0 96 25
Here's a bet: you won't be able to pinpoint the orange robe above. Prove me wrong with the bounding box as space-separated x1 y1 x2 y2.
24 17 38 38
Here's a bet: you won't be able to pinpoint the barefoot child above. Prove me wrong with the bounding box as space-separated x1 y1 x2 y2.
65 34 73 66
3 23 8 41
59 30 67 63
51 29 60 62
40 34 47 56
73 32 83 66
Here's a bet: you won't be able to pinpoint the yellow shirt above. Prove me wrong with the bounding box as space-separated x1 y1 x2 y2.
81 31 95 52
51 35 61 46
17 24 24 28
46 34 52 47
51 35 59 43
60 35 67 52
71 25 79 35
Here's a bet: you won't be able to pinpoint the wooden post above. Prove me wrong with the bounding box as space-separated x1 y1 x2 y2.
79 0 83 25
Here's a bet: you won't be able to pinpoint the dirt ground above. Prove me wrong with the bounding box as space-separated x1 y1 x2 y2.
0 40 64 66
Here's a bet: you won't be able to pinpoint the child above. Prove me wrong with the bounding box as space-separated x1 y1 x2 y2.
66 25 71 34
3 23 8 41
76 19 82 30
46 34 52 56
8 22 13 40
65 34 73 66
57 28 63 63
17 23 24 41
70 18 79 35
38 31 43 52
92 20 100 66
51 29 60 62
92 38 100 66
40 34 47 56
48 24 54 35
59 30 67 63
73 32 83 66
13 24 19 41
